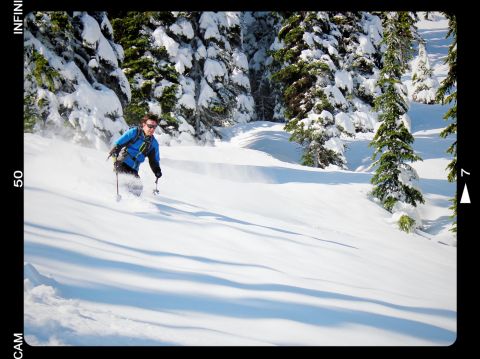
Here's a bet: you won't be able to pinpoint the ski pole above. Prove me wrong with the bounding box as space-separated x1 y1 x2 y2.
111 157 121 201
107 153 121 201
116 168 121 201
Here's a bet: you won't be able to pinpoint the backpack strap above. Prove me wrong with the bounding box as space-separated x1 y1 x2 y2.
122 126 154 166
125 126 142 148
136 134 153 157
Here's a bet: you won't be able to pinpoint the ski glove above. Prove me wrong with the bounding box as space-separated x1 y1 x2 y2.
109 146 120 158
155 169 162 179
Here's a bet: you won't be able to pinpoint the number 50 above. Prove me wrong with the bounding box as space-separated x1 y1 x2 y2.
13 170 23 188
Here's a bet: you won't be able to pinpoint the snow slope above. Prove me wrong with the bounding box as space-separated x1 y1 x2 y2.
24 117 455 346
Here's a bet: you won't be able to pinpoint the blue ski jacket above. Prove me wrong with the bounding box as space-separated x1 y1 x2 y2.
114 127 161 174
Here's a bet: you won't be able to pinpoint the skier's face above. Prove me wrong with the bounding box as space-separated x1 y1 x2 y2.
143 120 157 136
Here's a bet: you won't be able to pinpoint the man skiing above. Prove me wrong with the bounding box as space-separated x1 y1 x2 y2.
108 113 162 196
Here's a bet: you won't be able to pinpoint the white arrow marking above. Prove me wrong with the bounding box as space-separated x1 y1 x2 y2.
460 183 471 204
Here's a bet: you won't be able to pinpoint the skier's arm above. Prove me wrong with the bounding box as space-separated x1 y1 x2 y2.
148 143 162 178
109 128 137 157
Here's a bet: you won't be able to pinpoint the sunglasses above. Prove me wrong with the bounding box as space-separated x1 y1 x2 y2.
146 123 157 129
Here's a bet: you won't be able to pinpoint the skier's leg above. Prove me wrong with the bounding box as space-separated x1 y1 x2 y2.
115 162 143 197
127 175 143 197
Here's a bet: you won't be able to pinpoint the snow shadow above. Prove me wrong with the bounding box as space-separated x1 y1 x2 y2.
26 187 358 252
25 242 455 344
141 202 358 250
239 130 303 164
418 178 455 197
25 238 454 321
418 28 449 58
422 216 455 236
25 222 280 273
344 139 373 172
409 102 453 133
413 133 455 161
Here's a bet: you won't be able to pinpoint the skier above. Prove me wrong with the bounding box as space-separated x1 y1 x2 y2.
108 113 163 196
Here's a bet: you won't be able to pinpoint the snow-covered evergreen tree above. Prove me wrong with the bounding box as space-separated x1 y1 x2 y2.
411 40 439 104
266 13 288 122
196 12 254 129
110 11 254 145
144 11 209 145
110 12 185 138
436 13 457 233
370 12 424 233
156 12 201 144
272 12 355 168
24 11 130 148
242 11 284 121
334 12 383 132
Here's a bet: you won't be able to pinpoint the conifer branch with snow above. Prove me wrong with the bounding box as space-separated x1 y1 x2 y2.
370 12 425 233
